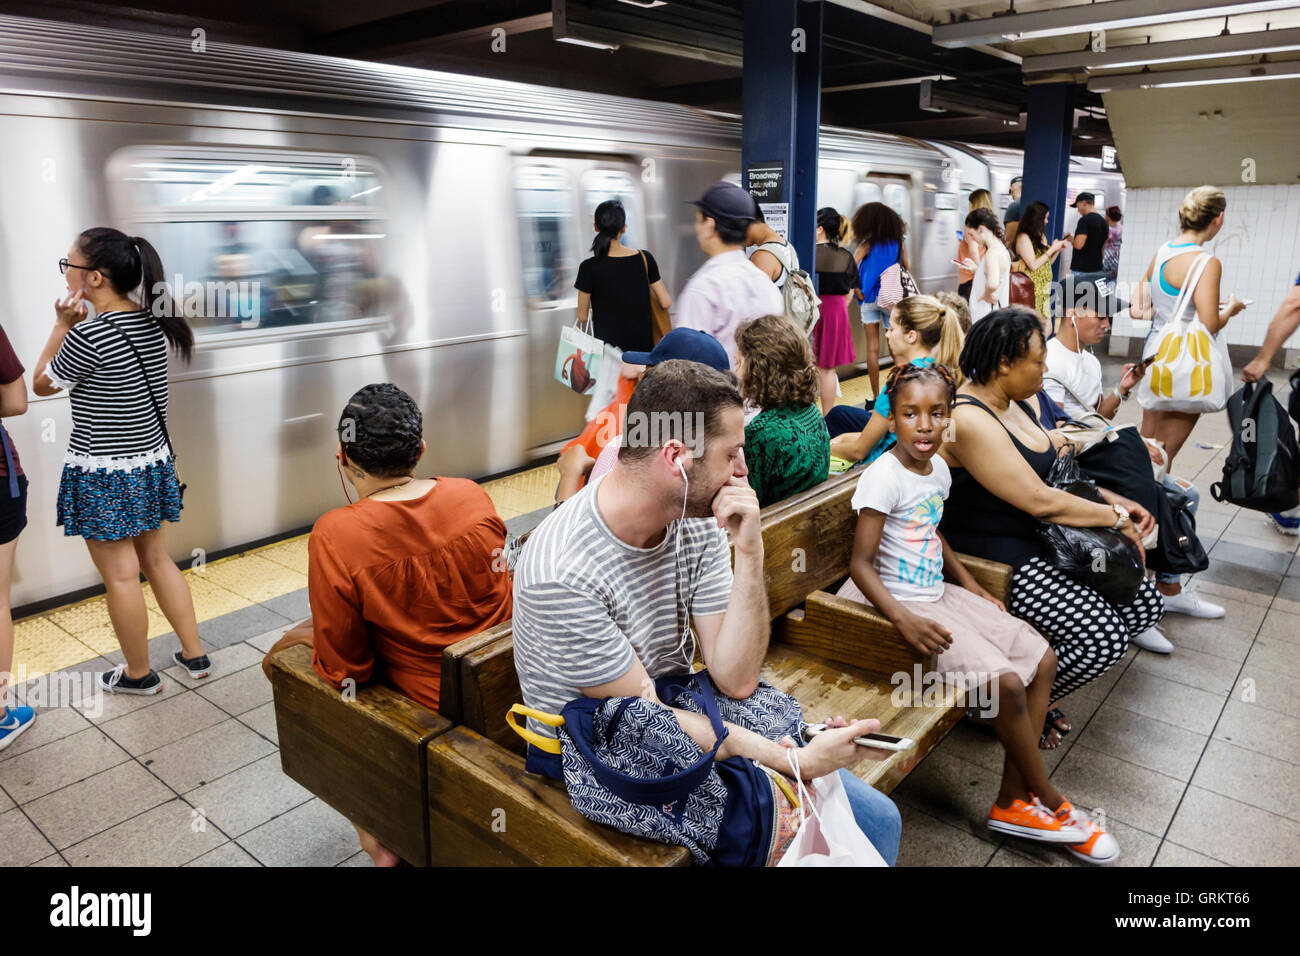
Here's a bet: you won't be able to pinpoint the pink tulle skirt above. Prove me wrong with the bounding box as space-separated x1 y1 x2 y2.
813 293 856 369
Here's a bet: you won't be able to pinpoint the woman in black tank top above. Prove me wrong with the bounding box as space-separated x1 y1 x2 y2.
939 309 1164 747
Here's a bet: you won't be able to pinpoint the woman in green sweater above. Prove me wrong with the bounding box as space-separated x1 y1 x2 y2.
734 314 830 507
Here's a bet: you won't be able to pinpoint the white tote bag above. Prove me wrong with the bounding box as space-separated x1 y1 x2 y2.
1137 254 1233 414
554 320 605 396
777 750 888 867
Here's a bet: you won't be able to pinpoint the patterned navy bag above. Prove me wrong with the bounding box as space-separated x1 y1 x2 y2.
511 670 804 866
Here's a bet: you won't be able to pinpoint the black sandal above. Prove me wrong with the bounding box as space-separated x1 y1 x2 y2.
1039 708 1073 748
1046 708 1072 737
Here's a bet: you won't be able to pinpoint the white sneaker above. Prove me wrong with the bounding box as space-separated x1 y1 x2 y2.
1160 589 1226 619
1132 627 1174 654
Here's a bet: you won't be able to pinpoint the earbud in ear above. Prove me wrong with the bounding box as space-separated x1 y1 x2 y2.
673 456 684 477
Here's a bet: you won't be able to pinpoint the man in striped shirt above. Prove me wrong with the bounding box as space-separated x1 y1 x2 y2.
512 361 901 858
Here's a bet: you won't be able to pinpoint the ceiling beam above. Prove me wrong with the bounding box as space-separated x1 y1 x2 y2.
1023 25 1300 72
1087 57 1300 91
554 0 743 66
933 0 1299 49
311 0 549 59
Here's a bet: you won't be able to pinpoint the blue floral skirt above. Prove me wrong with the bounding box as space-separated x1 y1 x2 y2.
57 458 183 541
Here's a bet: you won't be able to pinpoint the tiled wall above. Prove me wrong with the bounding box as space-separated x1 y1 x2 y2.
1111 184 1300 350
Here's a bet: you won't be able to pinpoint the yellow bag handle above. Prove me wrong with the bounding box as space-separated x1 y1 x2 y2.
505 703 564 754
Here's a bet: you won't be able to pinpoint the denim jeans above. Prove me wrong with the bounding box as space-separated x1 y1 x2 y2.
1158 474 1200 586
825 403 872 439
836 768 902 865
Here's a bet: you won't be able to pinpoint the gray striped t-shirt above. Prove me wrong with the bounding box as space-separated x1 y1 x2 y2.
512 473 734 740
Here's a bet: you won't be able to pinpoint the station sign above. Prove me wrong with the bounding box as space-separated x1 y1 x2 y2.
1100 145 1120 172
747 160 789 240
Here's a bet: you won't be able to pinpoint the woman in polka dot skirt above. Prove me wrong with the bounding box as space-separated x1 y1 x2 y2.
938 309 1164 747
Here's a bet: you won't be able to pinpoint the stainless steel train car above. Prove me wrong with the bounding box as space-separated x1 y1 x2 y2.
0 14 1123 607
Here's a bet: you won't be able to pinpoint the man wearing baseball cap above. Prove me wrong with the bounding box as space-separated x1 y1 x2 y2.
675 181 784 365
554 328 732 504
1004 175 1024 247
1068 192 1110 289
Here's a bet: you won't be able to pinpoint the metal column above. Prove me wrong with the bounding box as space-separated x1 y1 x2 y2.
1021 82 1074 282
741 0 822 272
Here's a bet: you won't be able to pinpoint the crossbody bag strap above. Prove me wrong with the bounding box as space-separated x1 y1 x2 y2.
0 425 17 498
1045 369 1103 418
98 315 181 472
1170 253 1212 327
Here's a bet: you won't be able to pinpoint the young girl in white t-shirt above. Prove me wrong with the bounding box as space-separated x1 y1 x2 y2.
836 362 1119 862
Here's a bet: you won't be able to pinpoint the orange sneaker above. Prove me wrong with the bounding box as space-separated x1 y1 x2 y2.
988 798 1089 844
1051 800 1121 864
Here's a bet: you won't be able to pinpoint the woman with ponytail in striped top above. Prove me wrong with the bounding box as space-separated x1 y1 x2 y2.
34 228 210 695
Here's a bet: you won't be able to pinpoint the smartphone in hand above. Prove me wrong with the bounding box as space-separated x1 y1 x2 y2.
804 722 915 752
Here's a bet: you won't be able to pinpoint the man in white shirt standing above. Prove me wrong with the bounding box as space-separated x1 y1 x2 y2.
1044 279 1224 654
675 182 784 365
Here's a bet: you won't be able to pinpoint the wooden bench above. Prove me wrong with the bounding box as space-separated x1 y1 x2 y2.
271 468 1012 865
269 643 450 867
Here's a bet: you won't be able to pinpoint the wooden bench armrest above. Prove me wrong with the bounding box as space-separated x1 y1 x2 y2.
775 590 924 678
953 551 1013 605
439 620 514 725
426 727 692 866
269 643 449 866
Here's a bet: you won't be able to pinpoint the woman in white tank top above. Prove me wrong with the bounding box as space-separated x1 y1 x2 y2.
1131 185 1247 464
963 208 1010 321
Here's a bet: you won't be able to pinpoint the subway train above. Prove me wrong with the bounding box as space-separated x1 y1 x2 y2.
0 14 1124 608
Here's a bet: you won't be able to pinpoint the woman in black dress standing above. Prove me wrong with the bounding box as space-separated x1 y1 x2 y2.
574 200 672 354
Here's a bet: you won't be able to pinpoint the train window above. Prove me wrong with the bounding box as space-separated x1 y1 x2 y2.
515 165 576 304
110 149 389 337
121 158 383 212
883 183 910 227
135 220 386 333
853 182 882 209
582 169 644 251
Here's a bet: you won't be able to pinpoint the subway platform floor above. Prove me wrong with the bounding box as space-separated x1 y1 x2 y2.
1 361 1297 867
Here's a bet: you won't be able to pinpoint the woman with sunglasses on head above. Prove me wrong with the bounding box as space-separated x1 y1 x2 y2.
34 229 208 695
261 382 513 865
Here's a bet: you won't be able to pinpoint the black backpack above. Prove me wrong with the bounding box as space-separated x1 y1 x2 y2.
1289 368 1300 427
1210 380 1300 513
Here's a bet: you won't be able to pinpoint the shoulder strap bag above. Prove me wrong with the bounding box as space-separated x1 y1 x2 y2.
640 251 672 344
99 315 187 501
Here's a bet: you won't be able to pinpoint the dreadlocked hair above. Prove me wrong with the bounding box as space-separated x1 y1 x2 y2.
338 383 423 478
884 361 957 412
959 307 1043 385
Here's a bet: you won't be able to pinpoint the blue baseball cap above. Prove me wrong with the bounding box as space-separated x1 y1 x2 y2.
623 328 730 371
689 181 759 224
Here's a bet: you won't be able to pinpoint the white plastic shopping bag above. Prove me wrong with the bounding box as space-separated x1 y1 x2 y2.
555 320 605 396
777 750 888 867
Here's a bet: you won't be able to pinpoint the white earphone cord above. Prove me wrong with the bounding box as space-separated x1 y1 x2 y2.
672 456 695 671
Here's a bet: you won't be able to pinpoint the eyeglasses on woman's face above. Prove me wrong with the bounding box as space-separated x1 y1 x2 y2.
58 258 98 276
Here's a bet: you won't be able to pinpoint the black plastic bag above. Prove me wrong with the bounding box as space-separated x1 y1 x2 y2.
1147 482 1209 576
1037 447 1146 606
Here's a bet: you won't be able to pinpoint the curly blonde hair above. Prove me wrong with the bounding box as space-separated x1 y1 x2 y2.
735 314 819 410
